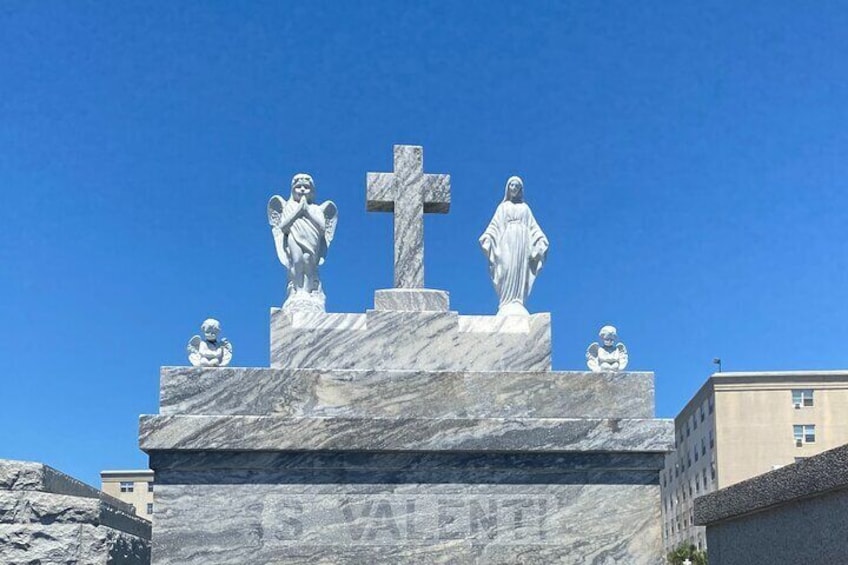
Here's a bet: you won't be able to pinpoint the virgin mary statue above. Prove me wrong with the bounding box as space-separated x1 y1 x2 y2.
479 176 549 316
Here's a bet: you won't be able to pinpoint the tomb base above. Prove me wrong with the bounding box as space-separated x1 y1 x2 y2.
141 366 672 564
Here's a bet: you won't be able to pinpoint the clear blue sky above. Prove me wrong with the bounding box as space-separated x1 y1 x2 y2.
1 2 846 486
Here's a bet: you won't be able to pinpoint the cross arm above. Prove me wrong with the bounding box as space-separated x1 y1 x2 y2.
366 172 395 212
423 174 451 213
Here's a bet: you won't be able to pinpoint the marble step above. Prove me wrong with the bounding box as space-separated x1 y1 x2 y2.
158 367 655 419
270 309 551 372
139 415 673 453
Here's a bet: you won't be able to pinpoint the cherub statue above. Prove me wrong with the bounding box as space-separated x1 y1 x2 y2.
187 318 233 367
586 325 628 372
268 174 338 312
479 176 549 316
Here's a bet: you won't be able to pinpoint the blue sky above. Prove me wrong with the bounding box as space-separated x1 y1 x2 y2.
1 2 846 486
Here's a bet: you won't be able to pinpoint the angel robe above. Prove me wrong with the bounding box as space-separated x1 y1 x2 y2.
480 200 549 310
283 200 328 264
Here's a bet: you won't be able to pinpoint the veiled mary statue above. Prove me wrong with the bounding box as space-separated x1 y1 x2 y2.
479 176 549 316
268 174 338 313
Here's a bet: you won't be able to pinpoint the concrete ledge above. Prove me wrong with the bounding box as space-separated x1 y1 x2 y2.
140 415 674 453
158 367 656 419
695 443 848 525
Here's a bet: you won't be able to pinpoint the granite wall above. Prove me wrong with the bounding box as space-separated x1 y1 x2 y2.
0 459 152 564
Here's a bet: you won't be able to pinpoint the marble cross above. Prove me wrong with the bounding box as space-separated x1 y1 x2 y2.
367 145 450 288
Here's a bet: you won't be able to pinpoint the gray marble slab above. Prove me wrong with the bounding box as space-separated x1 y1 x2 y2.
139 415 674 453
271 308 551 371
374 288 450 311
158 366 655 419
148 451 666 474
149 480 662 564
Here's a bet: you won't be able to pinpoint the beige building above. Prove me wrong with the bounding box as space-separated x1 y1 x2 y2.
101 469 155 518
661 370 848 554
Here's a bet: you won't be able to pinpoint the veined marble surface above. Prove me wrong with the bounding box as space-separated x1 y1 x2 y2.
150 479 661 564
373 288 450 311
158 367 655 419
365 145 450 289
270 308 551 371
139 415 673 453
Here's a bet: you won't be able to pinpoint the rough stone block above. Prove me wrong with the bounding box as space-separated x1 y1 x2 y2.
0 459 151 564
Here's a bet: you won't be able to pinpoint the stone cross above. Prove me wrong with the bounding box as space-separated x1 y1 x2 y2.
367 145 450 288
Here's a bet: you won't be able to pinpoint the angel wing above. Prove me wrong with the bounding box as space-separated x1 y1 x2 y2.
616 343 629 371
220 338 233 367
267 195 290 269
267 195 286 227
320 200 338 246
187 335 203 367
586 342 600 372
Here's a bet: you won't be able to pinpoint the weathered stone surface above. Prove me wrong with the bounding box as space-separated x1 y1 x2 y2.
0 459 151 564
694 444 848 564
158 366 656 419
0 523 150 565
0 459 134 514
140 415 673 453
695 443 848 526
271 309 552 371
703 488 848 565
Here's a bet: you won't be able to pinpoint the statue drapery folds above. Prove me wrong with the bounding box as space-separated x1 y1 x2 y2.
479 176 549 316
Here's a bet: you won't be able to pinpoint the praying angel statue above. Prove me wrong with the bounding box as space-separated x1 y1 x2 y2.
268 173 338 313
479 176 549 316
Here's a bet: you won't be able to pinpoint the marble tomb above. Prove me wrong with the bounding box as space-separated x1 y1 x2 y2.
140 144 674 564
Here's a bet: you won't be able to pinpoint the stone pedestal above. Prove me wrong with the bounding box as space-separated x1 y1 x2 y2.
142 295 673 563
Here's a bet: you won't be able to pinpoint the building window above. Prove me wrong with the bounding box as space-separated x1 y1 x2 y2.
700 402 706 422
709 429 714 448
711 464 716 481
686 421 690 437
701 437 706 456
703 468 708 487
792 389 814 408
694 446 699 463
147 503 153 515
119 481 134 493
793 424 816 444
693 413 698 430
708 396 714 414
148 482 154 493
